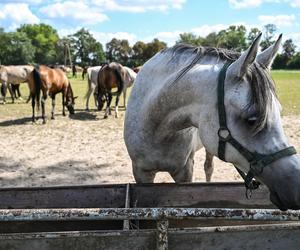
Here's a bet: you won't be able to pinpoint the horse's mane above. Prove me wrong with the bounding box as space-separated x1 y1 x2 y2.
163 43 276 134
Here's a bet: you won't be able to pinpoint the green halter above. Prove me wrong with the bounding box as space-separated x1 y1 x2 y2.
217 62 297 193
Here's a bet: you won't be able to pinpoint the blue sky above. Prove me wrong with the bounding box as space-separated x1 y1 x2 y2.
0 0 299 49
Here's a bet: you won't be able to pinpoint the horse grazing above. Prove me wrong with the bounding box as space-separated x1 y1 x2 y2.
97 62 136 118
124 34 300 211
0 65 33 103
28 65 77 124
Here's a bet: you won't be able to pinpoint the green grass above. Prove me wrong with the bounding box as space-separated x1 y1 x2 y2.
272 70 300 115
0 71 300 119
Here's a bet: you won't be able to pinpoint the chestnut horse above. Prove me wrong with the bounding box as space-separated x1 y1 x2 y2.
28 65 77 124
97 62 137 118
97 62 125 118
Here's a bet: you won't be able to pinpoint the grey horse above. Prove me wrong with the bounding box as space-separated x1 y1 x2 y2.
124 34 300 210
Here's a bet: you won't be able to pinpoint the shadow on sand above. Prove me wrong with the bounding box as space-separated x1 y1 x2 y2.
69 111 98 121
0 117 34 127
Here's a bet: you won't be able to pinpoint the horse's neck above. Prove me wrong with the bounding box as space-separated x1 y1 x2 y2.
147 60 221 141
66 84 73 100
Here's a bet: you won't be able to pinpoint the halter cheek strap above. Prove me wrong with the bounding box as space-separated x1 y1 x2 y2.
217 62 297 193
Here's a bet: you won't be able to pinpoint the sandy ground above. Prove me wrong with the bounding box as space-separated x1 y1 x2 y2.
0 109 300 188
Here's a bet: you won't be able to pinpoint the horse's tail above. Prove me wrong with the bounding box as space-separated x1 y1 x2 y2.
32 66 41 110
111 67 124 96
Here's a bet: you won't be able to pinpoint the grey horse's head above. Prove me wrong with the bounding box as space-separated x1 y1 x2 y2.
214 34 300 210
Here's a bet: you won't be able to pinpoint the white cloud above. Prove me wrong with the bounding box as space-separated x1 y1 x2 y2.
258 14 296 27
91 31 138 46
290 0 300 7
91 0 186 13
0 3 39 29
144 31 182 45
40 1 108 25
229 0 263 9
191 24 229 36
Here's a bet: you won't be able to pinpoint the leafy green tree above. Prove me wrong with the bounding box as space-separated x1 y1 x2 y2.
69 28 105 66
177 33 204 46
17 23 59 64
260 24 277 51
282 39 296 59
247 28 261 46
106 38 132 65
217 25 247 51
273 39 297 69
287 52 300 69
202 32 219 47
132 41 147 66
143 39 167 59
0 31 35 65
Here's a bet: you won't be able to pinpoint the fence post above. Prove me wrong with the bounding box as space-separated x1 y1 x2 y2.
156 220 168 250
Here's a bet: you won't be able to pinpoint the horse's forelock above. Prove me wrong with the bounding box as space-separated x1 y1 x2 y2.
245 62 276 134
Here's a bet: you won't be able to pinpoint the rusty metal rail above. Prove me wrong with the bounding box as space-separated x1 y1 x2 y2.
0 207 300 222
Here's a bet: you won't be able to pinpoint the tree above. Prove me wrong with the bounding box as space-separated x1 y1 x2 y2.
282 39 296 59
202 32 219 47
247 28 261 46
0 31 35 65
217 25 247 52
273 39 297 69
260 24 277 51
143 39 167 59
69 28 105 66
287 52 300 69
132 41 147 66
17 23 59 64
106 38 132 65
177 33 204 46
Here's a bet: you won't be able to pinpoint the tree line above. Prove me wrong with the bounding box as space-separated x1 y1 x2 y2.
0 23 299 69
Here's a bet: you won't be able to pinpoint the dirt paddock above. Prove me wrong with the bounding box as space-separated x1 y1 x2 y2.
0 108 300 188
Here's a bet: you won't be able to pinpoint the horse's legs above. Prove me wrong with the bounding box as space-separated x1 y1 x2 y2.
51 95 56 120
8 83 14 103
31 93 36 122
115 94 120 118
170 155 194 183
204 150 214 182
1 82 7 104
132 162 156 183
62 91 66 116
104 93 112 118
16 84 22 98
85 85 94 111
108 93 112 115
123 87 127 109
41 93 47 124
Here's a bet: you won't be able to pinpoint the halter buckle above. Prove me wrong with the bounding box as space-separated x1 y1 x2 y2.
218 128 231 141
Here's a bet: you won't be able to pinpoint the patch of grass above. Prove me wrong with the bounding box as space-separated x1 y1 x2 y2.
272 70 300 115
0 70 299 120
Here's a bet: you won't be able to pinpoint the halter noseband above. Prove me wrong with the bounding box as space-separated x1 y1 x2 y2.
217 62 296 193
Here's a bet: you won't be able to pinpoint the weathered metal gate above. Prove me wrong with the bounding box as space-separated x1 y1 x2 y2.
0 183 299 250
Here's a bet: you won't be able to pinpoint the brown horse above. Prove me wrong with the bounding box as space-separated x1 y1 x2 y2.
97 62 126 118
28 65 77 124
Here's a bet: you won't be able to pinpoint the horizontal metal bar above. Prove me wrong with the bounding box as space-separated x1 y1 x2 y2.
0 208 299 222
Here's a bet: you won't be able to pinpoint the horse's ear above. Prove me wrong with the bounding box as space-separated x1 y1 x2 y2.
73 96 78 100
256 34 282 69
229 33 262 78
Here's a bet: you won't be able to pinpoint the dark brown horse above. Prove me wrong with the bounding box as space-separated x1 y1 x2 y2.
28 65 77 124
97 62 125 118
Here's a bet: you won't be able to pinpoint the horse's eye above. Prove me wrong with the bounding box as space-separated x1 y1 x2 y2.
246 117 257 126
